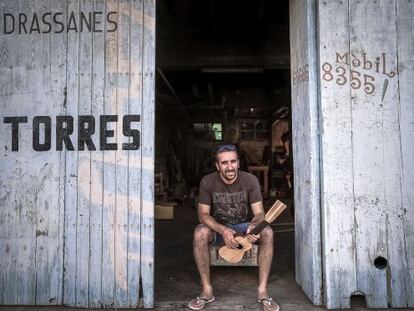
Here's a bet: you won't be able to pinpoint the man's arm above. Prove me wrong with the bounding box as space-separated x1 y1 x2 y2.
250 201 265 226
198 202 239 248
246 201 266 242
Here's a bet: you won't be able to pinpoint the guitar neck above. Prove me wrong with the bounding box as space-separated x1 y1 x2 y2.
250 220 270 235
249 200 287 236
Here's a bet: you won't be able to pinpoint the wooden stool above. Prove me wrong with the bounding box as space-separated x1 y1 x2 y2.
155 172 167 201
209 244 258 266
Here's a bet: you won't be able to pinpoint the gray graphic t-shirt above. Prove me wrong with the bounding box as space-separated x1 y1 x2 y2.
198 171 262 225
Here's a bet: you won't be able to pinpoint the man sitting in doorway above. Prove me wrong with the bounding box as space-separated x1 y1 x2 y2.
188 144 279 311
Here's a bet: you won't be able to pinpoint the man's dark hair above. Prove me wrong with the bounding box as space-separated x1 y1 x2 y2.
215 144 239 163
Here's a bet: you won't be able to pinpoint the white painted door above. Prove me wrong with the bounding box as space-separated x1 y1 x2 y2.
0 0 156 308
290 1 414 309
318 0 414 308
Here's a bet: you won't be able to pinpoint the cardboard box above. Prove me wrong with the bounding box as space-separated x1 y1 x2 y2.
155 203 175 220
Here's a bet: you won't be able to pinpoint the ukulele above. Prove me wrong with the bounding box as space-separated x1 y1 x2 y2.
218 200 287 263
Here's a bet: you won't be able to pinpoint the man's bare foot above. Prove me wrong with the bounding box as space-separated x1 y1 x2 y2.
257 297 280 311
188 287 215 311
257 287 279 311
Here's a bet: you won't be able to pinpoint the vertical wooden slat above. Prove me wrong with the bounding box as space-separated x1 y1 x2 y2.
114 0 130 307
75 0 93 306
318 0 357 308
350 0 388 306
289 0 322 306
64 0 80 305
0 0 7 300
350 1 400 307
14 0 37 304
397 0 414 307
0 0 20 304
101 0 118 306
51 0 68 305
128 0 144 306
141 0 156 308
88 0 106 306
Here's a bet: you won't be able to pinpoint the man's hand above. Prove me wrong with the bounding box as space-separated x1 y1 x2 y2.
221 228 239 248
246 224 260 243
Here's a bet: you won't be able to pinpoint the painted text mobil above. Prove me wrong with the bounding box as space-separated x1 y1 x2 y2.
2 11 117 35
3 115 140 152
321 52 396 98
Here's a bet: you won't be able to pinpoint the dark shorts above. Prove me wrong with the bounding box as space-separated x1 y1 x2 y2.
211 222 249 246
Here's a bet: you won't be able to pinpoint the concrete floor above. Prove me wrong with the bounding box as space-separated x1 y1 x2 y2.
152 200 414 311
1 200 413 311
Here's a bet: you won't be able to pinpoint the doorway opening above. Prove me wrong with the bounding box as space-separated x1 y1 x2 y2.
154 0 299 308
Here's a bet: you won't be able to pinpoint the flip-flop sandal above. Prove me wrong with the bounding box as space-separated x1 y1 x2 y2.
188 296 215 310
257 297 280 311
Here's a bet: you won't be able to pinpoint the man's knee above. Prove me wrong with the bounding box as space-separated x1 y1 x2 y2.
260 226 273 243
193 224 212 244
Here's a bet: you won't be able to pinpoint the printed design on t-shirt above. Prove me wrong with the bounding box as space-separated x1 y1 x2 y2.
212 191 248 224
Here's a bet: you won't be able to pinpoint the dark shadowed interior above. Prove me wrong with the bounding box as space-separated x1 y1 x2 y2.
154 1 301 309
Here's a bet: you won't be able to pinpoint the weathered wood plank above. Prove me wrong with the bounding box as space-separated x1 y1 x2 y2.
318 0 357 308
50 0 68 305
88 0 106 306
127 0 144 306
0 0 20 304
63 0 80 306
8 0 39 305
289 0 322 306
0 0 7 301
101 0 118 306
114 0 130 306
13 0 38 304
397 0 414 307
75 0 94 306
141 0 156 308
350 1 399 307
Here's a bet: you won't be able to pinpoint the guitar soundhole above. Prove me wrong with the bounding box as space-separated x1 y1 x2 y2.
237 244 243 249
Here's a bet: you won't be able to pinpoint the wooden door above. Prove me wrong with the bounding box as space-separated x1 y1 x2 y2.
0 0 155 308
289 0 322 306
318 0 414 308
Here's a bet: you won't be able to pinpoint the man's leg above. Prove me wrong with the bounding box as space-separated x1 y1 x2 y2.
193 224 215 299
257 226 274 298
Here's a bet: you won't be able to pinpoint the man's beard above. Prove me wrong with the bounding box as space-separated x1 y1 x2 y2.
222 169 237 180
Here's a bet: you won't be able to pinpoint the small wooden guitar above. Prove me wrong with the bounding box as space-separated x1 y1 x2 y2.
218 200 287 263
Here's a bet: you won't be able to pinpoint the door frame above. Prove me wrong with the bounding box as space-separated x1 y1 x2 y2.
289 0 323 305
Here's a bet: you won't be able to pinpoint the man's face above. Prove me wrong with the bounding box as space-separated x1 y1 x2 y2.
215 150 239 182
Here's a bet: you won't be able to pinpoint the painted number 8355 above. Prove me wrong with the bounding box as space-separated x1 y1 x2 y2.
322 62 375 95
